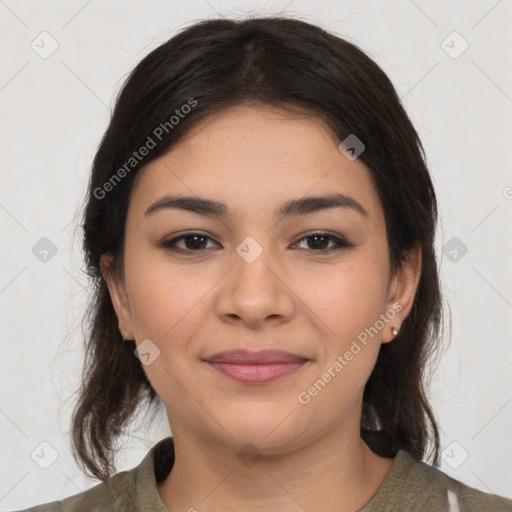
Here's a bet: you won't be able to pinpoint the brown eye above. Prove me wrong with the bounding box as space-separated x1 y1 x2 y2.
160 232 219 253
160 231 352 255
293 232 352 252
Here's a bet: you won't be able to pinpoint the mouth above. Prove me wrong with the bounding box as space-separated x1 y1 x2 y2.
203 350 310 384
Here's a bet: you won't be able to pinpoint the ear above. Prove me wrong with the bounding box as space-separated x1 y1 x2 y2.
100 254 135 340
381 243 422 343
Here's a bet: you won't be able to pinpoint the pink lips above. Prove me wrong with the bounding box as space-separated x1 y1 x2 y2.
204 350 308 384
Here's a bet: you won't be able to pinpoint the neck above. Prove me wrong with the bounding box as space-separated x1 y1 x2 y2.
157 422 395 512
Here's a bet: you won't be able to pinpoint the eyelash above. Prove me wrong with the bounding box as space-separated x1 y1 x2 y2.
160 231 353 255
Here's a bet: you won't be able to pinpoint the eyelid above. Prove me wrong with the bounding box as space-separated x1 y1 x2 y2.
160 230 220 250
160 230 353 254
292 231 353 251
295 230 351 244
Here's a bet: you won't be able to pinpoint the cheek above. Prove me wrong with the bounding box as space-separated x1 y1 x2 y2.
124 246 208 341
297 259 388 339
123 254 207 407
296 265 386 412
294 256 389 400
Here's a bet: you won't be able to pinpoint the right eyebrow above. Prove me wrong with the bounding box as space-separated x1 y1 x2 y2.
144 193 369 219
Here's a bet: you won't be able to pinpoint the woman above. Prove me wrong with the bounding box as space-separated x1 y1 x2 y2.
13 15 512 512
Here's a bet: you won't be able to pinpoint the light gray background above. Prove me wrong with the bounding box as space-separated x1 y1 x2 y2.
1 0 511 509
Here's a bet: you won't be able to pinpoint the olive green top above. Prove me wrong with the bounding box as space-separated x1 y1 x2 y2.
10 436 512 511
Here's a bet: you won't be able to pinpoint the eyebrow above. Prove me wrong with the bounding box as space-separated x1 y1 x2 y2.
144 193 369 219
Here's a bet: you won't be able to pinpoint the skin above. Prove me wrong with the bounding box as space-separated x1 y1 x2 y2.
101 103 421 512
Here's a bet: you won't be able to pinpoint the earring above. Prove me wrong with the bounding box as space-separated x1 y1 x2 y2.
391 326 398 337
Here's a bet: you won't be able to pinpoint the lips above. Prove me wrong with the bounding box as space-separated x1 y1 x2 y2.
204 350 309 384
205 349 308 364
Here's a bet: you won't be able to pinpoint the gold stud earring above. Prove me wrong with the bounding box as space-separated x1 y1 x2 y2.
391 327 398 337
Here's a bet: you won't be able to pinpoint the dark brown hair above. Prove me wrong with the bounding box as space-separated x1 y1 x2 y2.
73 15 446 481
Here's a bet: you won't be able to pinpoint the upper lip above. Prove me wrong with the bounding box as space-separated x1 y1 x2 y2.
204 350 309 364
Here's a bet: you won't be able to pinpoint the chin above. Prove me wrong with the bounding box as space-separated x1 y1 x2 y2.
217 401 306 452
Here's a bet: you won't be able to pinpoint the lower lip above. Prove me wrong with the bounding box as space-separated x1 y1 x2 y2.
207 361 307 383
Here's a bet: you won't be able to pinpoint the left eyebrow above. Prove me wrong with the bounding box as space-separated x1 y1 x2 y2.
144 193 369 219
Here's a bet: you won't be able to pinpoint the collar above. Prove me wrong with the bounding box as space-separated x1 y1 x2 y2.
128 436 175 511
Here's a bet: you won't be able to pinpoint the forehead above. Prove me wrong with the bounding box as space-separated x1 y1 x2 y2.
128 104 383 222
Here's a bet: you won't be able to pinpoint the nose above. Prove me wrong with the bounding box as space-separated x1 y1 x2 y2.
214 242 296 329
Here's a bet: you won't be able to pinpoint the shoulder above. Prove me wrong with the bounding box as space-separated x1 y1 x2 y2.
6 470 132 512
5 437 174 512
407 453 512 511
363 450 512 511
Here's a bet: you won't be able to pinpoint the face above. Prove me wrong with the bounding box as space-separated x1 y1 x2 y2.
102 103 420 455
